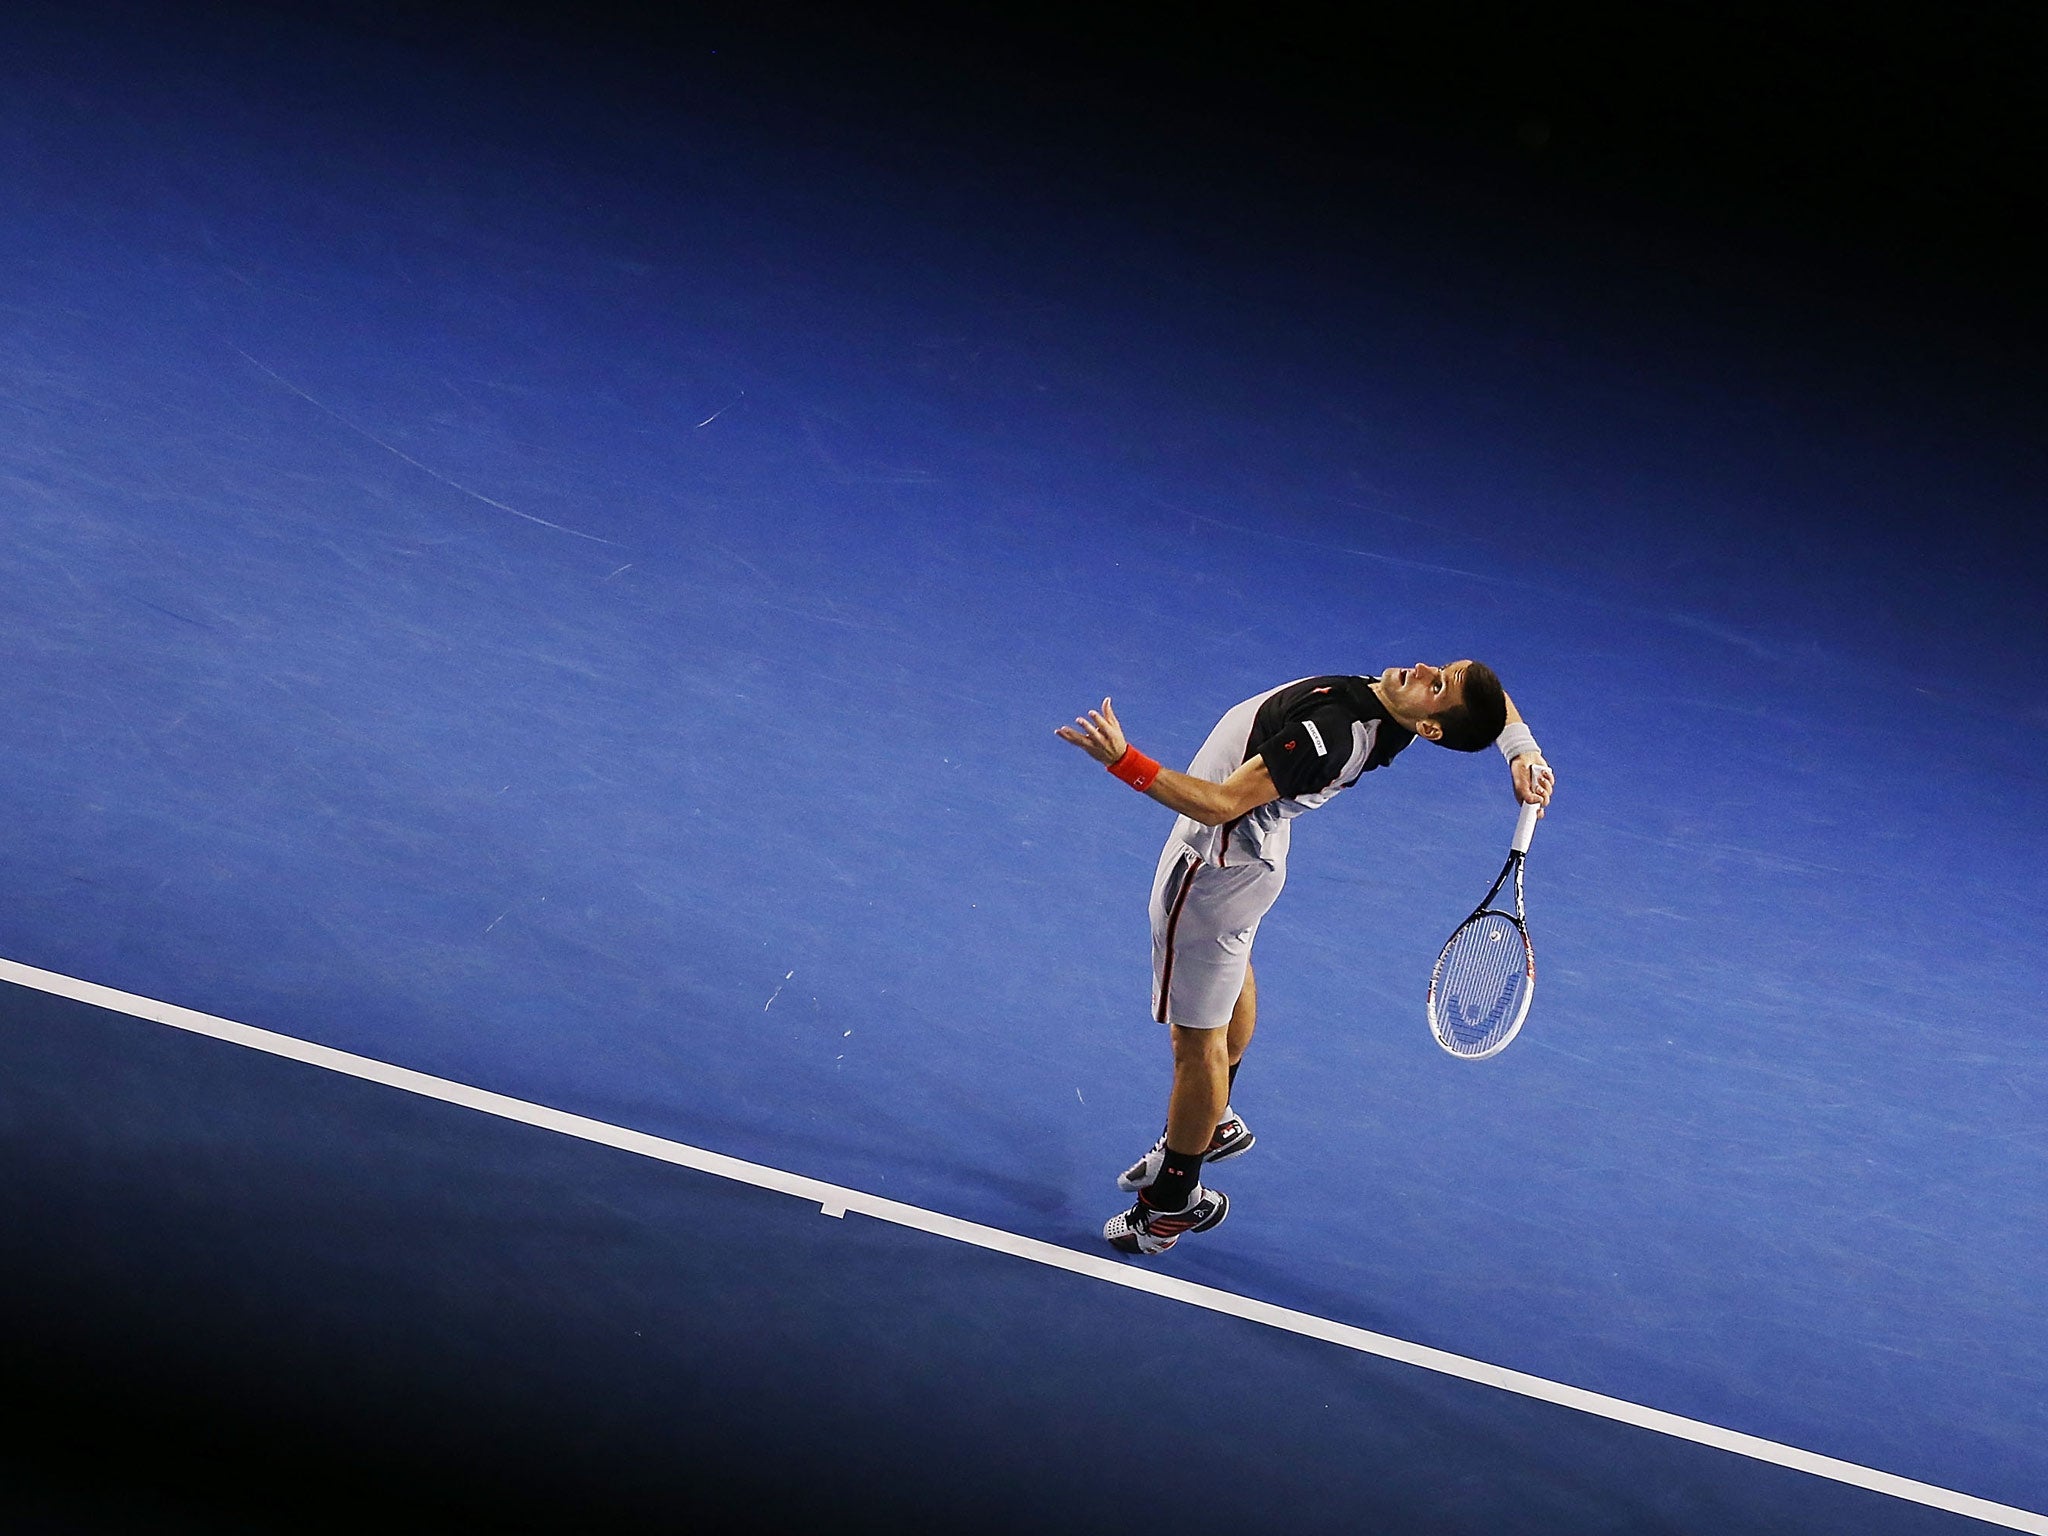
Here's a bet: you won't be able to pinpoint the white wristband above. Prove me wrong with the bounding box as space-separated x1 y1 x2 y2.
1496 722 1539 762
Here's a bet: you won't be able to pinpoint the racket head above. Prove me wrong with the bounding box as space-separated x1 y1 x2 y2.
1427 908 1535 1060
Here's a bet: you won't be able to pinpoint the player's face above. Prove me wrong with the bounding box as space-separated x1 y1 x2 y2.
1378 661 1470 734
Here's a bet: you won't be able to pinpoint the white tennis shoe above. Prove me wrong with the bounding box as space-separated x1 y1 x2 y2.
1104 1185 1230 1256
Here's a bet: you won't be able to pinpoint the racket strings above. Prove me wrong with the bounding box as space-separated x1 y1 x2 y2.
1432 911 1532 1057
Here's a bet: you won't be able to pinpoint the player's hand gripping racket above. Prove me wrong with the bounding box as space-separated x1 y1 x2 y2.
1427 800 1540 1060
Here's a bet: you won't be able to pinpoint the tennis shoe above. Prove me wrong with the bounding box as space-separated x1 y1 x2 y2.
1104 1186 1229 1256
1115 1110 1256 1192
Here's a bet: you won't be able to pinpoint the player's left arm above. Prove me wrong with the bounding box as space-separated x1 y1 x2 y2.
1499 692 1555 811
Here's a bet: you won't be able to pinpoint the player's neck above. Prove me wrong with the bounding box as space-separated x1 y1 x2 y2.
1368 675 1418 728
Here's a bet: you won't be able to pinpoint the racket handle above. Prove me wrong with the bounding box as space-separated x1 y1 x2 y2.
1511 799 1540 854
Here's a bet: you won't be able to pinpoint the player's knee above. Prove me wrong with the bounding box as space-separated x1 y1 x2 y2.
1169 1023 1230 1067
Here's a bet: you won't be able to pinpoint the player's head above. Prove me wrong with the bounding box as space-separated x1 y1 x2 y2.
1379 660 1507 751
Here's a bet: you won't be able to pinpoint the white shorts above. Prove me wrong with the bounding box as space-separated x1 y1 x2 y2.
1149 837 1287 1028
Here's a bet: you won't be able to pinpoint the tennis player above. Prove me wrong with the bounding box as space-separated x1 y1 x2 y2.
1057 663 1554 1255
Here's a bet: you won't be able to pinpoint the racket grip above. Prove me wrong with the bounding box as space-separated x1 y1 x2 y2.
1511 799 1540 854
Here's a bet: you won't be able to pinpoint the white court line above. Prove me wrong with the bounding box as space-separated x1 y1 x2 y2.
3 953 2042 1534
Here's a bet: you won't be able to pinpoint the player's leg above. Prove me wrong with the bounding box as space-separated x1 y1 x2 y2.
1110 868 1233 1250
1164 1022 1230 1155
1122 946 1228 1196
1226 961 1255 1066
1104 1016 1232 1254
1205 961 1258 1163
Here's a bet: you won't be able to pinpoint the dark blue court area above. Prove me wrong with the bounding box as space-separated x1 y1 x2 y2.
3 4 2045 1532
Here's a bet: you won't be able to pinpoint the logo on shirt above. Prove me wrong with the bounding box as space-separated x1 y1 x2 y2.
1303 720 1328 756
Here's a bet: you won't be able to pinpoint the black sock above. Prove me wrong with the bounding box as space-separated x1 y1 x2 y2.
1143 1144 1206 1213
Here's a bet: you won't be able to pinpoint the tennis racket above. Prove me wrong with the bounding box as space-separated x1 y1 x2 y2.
1427 800 1540 1060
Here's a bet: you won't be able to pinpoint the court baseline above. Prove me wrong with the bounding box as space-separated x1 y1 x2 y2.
3 953 2039 1535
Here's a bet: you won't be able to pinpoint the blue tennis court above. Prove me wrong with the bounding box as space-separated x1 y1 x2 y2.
3 5 2043 1531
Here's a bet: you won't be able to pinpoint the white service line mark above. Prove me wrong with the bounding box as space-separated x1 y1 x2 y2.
1 954 2040 1535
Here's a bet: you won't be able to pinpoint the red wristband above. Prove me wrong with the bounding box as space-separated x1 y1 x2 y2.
1106 746 1161 791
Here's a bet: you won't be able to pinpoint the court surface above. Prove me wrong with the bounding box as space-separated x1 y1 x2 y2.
3 6 2044 1532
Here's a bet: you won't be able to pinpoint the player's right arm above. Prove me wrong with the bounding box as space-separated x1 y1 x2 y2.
1056 698 1279 826
1498 690 1555 811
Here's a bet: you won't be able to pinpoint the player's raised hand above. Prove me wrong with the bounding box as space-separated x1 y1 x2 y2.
1512 753 1555 814
1056 697 1129 765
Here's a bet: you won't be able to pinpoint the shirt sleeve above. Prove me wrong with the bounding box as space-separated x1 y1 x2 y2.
1254 707 1354 800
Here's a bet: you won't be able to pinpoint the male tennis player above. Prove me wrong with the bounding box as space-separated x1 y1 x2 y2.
1056 663 1554 1255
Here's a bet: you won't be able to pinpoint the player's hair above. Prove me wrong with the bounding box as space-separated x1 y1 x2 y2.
1432 662 1508 752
